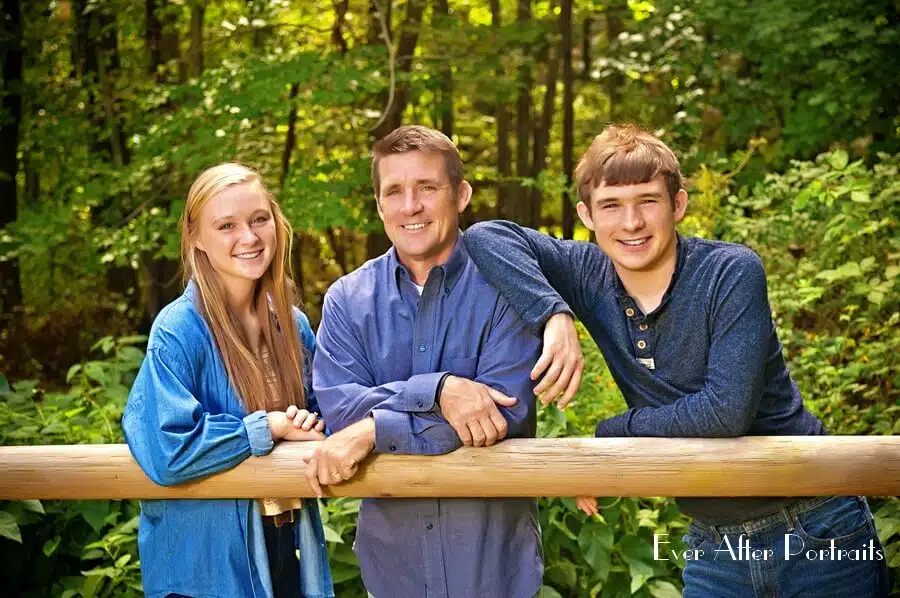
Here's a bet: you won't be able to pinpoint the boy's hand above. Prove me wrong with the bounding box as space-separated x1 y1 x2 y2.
532 313 583 408
575 496 599 517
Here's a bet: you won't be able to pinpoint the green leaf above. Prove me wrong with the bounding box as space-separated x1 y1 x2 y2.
648 579 682 598
536 586 564 598
867 290 884 305
829 150 849 170
43 535 61 557
19 499 44 514
74 501 110 533
850 191 871 203
0 511 22 543
322 523 343 544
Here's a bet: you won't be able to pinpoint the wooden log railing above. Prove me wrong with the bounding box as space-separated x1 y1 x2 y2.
0 437 898 500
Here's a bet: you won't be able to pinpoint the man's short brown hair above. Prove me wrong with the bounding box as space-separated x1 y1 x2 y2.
371 125 464 198
575 124 683 209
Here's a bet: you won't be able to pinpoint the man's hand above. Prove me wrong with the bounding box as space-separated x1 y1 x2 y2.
285 404 327 433
303 418 376 498
532 313 583 409
575 496 599 517
438 376 517 447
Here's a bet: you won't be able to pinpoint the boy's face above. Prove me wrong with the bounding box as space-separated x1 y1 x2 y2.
576 176 687 276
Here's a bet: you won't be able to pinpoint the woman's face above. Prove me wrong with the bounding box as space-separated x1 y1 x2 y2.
194 182 278 287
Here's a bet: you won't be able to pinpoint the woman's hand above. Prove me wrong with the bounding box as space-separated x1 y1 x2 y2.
285 405 327 433
267 409 326 441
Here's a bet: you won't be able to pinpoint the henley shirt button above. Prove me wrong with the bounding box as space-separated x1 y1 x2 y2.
444 288 450 294
639 323 648 331
625 308 635 317
637 340 647 349
389 444 397 452
418 344 426 352
426 523 434 530
416 400 424 408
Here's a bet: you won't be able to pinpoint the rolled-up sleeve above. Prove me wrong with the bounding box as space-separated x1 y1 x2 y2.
122 344 270 486
314 281 456 454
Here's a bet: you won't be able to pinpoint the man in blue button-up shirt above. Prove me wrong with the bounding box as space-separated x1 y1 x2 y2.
304 125 544 598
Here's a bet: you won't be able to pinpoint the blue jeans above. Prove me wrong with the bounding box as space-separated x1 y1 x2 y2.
682 496 889 597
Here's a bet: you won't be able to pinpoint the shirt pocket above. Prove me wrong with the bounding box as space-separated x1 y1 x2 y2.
445 356 478 379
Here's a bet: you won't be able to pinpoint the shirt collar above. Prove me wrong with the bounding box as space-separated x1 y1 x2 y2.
389 231 468 293
612 233 687 303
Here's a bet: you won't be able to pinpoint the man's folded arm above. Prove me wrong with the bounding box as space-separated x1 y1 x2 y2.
313 282 461 455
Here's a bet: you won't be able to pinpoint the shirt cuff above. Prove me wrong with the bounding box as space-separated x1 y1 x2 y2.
401 372 448 412
371 409 409 454
244 410 275 456
594 414 628 438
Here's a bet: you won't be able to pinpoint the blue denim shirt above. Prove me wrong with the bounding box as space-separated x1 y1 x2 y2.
122 281 334 598
313 235 544 598
465 221 826 524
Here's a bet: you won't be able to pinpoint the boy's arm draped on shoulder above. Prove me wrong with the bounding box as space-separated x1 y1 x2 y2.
594 251 771 438
122 331 273 487
313 280 461 455
465 221 591 408
464 220 601 331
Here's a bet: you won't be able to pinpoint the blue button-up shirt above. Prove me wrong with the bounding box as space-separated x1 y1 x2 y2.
313 235 544 598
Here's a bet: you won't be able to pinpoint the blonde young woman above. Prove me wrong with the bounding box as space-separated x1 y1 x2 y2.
122 163 334 598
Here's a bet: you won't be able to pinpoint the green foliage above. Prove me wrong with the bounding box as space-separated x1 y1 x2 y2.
0 337 144 597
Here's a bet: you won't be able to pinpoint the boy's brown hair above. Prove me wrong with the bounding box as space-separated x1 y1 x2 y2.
575 124 683 209
371 125 464 199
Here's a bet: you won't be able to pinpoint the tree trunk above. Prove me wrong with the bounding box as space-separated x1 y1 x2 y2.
491 0 512 219
581 16 592 80
605 0 625 120
332 0 349 53
435 0 453 138
561 0 575 239
189 1 205 77
530 21 560 228
513 0 533 226
367 0 425 259
0 0 23 315
142 0 183 321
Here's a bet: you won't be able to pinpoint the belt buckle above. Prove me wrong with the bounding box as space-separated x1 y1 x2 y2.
273 509 296 528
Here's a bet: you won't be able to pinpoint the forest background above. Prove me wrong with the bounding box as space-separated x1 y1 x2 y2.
0 0 898 596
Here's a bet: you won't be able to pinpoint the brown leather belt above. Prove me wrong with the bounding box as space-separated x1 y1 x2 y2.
262 509 298 528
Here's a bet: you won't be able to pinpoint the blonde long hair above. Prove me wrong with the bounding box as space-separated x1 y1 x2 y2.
180 163 306 413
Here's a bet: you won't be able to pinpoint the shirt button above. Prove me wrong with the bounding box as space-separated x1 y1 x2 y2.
389 444 397 452
444 288 450 294
625 308 635 317
637 340 647 350
418 344 426 352
426 523 434 530
639 323 648 331
416 400 423 408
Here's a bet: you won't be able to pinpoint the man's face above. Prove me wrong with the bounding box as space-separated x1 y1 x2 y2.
576 176 687 275
376 150 471 271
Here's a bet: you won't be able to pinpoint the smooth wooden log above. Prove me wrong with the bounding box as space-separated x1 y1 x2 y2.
0 437 898 500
